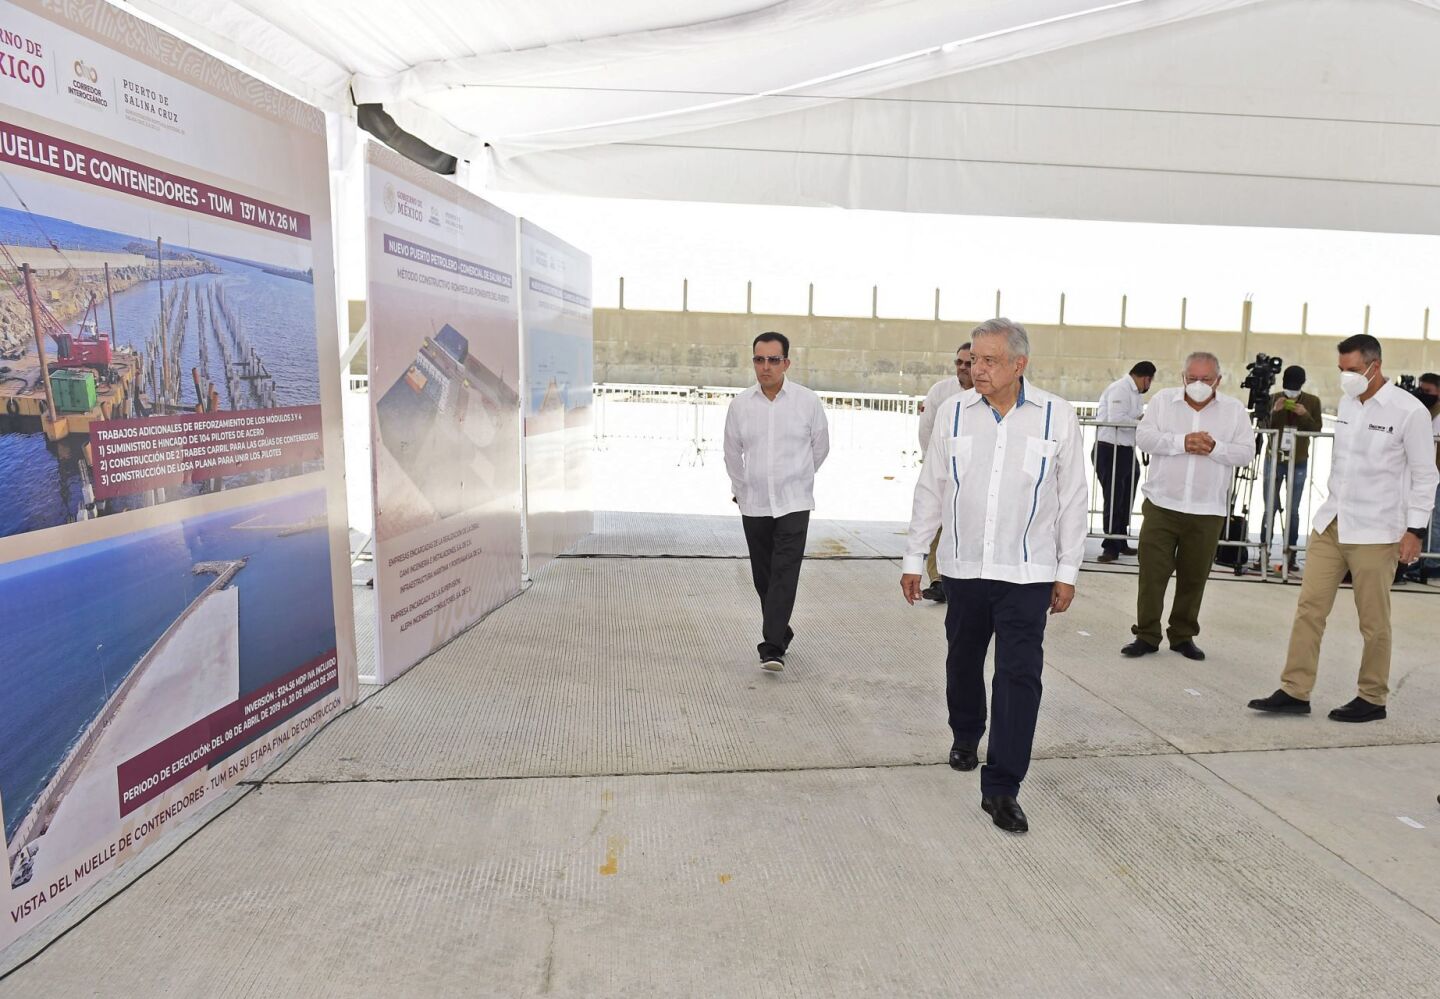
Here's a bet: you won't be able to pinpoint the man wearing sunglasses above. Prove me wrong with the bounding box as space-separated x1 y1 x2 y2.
724 332 830 672
915 342 974 602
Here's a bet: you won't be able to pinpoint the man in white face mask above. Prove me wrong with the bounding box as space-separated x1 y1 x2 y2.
1123 352 1255 661
1250 334 1438 722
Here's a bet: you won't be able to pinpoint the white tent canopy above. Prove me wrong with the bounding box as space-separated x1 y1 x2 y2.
128 0 1440 232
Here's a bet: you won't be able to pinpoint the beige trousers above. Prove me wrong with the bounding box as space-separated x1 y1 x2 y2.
1280 521 1399 705
926 528 942 583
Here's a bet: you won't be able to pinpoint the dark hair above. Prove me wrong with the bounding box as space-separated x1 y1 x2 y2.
1283 365 1306 390
1421 372 1440 387
1336 333 1381 362
957 341 972 352
753 331 789 357
1130 361 1156 377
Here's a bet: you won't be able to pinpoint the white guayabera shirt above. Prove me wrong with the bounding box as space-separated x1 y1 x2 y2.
1315 382 1437 543
905 381 1089 586
723 380 830 518
917 375 966 449
1135 388 1255 518
1095 375 1145 447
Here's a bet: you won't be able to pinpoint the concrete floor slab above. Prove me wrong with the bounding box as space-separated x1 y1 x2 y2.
5 757 1440 998
6 507 1440 996
1199 743 1440 922
268 559 1171 783
1044 571 1440 754
571 510 908 558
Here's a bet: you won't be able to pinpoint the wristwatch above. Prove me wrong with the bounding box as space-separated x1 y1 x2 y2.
1406 527 1427 540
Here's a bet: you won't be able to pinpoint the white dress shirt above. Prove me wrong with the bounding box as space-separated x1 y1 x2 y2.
1136 388 1255 517
904 381 1089 586
917 376 965 449
1095 375 1145 447
724 380 830 518
1313 382 1438 543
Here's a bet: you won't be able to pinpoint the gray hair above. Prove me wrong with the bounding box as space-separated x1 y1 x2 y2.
970 317 1030 360
1184 351 1222 379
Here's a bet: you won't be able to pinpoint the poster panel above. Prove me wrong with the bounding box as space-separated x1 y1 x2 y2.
0 0 353 951
364 143 521 683
519 220 593 573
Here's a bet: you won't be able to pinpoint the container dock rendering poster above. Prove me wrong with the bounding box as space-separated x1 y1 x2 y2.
0 0 354 951
365 143 522 683
520 220 594 574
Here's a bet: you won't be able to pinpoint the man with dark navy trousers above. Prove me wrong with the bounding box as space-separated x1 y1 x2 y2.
901 318 1088 835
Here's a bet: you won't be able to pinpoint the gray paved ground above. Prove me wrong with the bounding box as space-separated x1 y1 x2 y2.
3 512 1438 997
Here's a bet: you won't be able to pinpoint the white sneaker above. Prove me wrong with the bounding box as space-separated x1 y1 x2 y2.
761 658 784 671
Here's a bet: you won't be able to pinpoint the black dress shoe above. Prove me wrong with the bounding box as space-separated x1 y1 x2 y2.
1170 640 1205 661
921 582 947 603
1247 689 1311 714
1121 639 1159 658
1328 696 1386 723
1096 552 1119 564
948 744 979 772
981 795 1029 833
1121 546 1139 556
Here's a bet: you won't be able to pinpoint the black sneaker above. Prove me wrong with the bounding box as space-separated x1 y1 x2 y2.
1328 696 1386 723
1247 689 1311 714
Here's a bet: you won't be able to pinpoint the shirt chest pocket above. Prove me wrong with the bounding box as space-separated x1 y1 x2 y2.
1023 437 1060 479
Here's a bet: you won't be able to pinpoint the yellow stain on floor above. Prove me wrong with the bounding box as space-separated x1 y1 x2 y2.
599 834 625 876
717 873 733 885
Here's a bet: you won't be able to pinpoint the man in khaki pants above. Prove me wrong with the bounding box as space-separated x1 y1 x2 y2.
1250 334 1438 722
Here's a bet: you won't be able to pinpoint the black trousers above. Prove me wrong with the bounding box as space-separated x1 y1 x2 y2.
1094 442 1139 555
741 511 810 660
942 576 1052 798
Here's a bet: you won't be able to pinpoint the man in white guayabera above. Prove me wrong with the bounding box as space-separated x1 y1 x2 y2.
915 341 973 603
1250 334 1437 723
724 331 830 673
901 318 1088 836
1122 352 1254 663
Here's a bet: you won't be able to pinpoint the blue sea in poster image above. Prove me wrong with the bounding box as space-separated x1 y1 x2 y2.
0 489 337 841
0 206 320 537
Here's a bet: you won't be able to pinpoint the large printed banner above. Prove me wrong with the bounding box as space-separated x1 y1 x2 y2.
365 144 522 683
0 1 353 952
520 221 594 572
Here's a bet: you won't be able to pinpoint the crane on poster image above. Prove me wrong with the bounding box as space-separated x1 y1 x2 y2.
0 242 116 371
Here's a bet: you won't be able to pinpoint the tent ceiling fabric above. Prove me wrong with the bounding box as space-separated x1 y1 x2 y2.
127 0 1440 232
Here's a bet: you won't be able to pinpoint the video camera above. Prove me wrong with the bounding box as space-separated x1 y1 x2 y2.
1240 353 1283 424
1395 373 1438 408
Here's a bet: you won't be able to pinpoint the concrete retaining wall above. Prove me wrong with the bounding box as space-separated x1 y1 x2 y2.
595 308 1440 405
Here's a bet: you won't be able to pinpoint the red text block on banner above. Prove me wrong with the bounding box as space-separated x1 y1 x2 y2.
115 650 339 817
90 406 324 500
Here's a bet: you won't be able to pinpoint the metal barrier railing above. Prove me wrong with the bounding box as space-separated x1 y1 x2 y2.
1082 418 1440 583
575 385 1440 586
593 382 925 465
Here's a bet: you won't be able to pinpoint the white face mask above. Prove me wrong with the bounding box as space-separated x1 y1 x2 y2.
1339 363 1374 399
1283 388 1301 399
1184 380 1214 404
